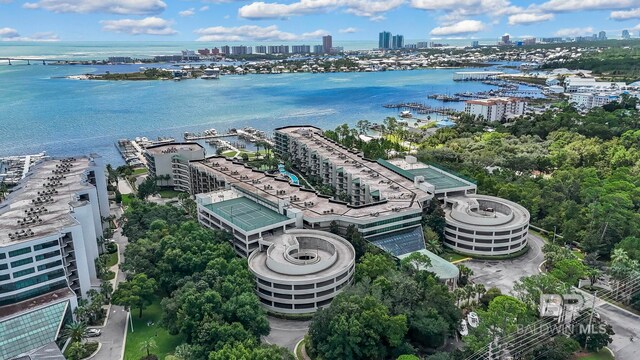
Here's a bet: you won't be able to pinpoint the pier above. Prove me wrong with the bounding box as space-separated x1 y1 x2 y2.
383 102 458 116
0 57 77 65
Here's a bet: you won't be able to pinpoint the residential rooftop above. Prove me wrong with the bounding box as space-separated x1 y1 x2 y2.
191 156 425 223
144 142 204 155
381 158 476 192
0 156 97 246
275 126 432 201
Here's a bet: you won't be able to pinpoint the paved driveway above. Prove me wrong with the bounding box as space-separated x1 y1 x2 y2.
465 233 545 294
92 206 129 360
263 316 310 352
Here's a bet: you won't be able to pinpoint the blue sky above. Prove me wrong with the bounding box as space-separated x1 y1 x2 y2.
1 0 640 42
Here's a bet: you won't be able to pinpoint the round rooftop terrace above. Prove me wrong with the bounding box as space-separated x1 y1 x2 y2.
248 229 356 314
443 194 530 257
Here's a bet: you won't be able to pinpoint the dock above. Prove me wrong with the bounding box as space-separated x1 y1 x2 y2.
383 102 458 116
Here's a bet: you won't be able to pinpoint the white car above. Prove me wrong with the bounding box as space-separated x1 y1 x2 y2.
86 328 101 337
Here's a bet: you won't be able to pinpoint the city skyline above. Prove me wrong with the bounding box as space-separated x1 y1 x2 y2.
1 0 640 42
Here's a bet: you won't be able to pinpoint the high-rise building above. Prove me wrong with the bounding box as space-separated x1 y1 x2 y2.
417 42 429 49
254 45 267 54
220 45 230 55
267 45 289 54
313 45 324 54
501 34 510 45
523 37 536 46
211 47 220 55
292 45 311 54
0 155 111 358
322 35 332 54
231 46 252 55
379 31 391 49
471 40 480 48
622 30 631 39
392 34 404 49
598 31 607 40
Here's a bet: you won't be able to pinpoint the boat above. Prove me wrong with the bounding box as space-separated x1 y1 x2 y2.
467 312 479 328
400 110 413 118
201 67 220 80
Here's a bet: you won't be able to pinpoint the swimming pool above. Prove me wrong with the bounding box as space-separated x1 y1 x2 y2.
278 164 300 185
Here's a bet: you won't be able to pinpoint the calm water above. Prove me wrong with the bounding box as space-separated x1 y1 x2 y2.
0 58 526 165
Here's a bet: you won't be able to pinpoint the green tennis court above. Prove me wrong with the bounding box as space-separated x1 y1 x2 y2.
204 196 292 231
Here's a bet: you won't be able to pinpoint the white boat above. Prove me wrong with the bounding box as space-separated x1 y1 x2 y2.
459 320 469 336
400 110 413 118
201 68 220 80
467 312 479 328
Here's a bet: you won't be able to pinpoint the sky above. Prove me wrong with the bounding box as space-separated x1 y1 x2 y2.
1 0 640 43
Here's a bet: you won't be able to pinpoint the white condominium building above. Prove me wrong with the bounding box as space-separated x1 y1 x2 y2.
0 155 109 312
144 142 205 192
464 97 527 122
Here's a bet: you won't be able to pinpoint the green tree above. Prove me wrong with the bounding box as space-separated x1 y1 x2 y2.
63 322 88 343
423 227 443 255
139 338 158 358
137 176 159 200
112 273 157 318
208 341 293 360
571 310 614 352
66 341 86 360
356 253 395 282
550 258 587 285
307 294 408 360
530 336 580 360
513 274 572 312
329 220 340 234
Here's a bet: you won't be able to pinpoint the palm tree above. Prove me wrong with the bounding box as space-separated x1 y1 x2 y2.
66 341 86 360
101 280 113 301
425 238 444 255
64 321 88 343
139 338 158 358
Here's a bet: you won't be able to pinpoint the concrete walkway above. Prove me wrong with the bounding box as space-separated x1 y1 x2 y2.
92 206 129 360
263 316 310 352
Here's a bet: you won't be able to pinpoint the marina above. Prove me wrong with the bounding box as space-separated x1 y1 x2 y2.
383 102 459 116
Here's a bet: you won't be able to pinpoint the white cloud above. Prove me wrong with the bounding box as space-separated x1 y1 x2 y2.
412 0 521 20
199 5 209 11
194 24 328 41
23 0 166 15
179 8 195 17
0 27 59 41
101 17 177 35
508 12 554 25
224 14 230 19
238 0 403 20
430 19 485 35
339 27 358 33
539 0 638 12
554 26 594 37
610 8 640 20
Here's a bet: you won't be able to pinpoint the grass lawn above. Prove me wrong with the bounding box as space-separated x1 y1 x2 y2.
573 348 614 360
158 189 181 199
124 298 184 360
121 194 134 207
132 168 148 176
106 251 118 267
441 250 470 263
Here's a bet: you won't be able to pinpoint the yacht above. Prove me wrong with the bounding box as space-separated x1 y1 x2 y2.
400 110 413 118
201 67 220 80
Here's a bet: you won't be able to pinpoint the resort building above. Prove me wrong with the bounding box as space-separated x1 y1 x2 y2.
0 155 109 358
563 77 627 93
570 92 619 110
247 229 355 314
144 142 205 192
464 97 527 122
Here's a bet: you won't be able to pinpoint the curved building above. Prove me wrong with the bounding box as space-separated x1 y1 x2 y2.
247 229 355 314
443 194 530 256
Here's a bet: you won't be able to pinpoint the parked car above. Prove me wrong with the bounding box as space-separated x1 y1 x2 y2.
86 328 101 337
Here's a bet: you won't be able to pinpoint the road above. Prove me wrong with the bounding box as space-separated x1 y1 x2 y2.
263 316 310 352
92 206 129 360
465 232 545 294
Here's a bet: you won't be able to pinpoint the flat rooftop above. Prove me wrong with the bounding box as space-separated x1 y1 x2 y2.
382 158 476 192
145 142 203 155
192 157 425 223
275 126 431 203
0 157 96 246
204 196 290 232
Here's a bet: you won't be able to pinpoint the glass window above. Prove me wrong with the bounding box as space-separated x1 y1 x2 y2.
13 268 35 278
10 258 33 268
8 247 30 257
33 240 58 251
